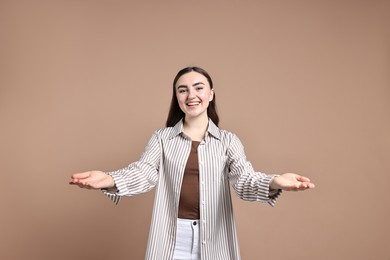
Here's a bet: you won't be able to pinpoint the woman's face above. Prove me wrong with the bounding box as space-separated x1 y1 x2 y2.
175 71 214 120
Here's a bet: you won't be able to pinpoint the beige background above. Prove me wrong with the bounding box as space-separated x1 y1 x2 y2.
1 0 389 259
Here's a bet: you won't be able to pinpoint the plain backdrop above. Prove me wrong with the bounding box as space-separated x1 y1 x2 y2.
1 0 389 259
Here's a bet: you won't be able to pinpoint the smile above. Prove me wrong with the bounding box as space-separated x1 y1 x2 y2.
186 102 200 106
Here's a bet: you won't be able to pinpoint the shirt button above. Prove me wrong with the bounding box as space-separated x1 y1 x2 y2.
193 221 197 226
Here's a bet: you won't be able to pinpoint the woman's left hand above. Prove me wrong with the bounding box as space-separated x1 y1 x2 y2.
270 173 315 191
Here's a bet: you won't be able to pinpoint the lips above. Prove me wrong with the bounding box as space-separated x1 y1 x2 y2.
186 102 200 106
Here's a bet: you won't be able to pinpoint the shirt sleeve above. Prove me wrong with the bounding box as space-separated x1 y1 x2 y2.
102 132 161 204
226 133 282 206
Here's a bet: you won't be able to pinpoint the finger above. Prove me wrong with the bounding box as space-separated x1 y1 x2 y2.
302 182 315 189
69 179 83 185
307 183 315 189
70 178 90 187
75 181 97 190
69 181 88 189
297 182 315 191
296 175 311 182
78 183 87 189
69 178 89 185
283 183 301 191
71 172 91 180
81 180 101 190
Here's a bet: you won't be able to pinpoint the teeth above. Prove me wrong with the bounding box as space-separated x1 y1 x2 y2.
187 102 200 105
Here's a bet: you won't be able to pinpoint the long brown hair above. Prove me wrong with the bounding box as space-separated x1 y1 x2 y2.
165 67 219 127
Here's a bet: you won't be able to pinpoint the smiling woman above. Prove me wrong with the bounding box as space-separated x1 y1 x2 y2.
166 67 219 129
69 66 315 260
176 73 213 121
176 77 213 119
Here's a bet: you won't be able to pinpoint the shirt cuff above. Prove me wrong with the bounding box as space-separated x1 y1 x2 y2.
101 172 124 205
264 174 282 206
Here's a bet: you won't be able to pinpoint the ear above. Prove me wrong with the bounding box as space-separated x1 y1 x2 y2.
209 89 214 102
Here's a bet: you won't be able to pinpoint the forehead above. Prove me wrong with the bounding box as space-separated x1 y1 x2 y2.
175 71 209 87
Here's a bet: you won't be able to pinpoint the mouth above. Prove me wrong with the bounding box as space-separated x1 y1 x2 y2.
186 102 201 107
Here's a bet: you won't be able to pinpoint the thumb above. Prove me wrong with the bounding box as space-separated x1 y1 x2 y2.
296 175 311 182
71 171 91 180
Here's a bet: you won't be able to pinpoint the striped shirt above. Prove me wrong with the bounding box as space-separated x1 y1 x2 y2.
104 119 281 260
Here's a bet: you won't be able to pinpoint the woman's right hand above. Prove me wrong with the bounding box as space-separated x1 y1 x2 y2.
69 171 115 190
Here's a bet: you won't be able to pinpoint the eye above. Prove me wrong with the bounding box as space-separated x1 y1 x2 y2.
196 87 203 91
178 89 187 93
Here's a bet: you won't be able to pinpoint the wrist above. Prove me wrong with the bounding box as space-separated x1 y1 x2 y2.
108 175 116 188
269 175 281 190
102 176 118 192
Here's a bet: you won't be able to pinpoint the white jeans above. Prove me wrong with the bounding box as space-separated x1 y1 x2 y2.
173 218 200 260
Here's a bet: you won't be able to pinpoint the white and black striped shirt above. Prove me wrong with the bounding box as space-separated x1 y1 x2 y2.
104 119 281 260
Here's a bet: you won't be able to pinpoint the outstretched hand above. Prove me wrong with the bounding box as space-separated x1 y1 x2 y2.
69 170 115 190
270 173 315 191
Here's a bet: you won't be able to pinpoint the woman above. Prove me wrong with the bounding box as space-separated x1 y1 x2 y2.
70 66 315 260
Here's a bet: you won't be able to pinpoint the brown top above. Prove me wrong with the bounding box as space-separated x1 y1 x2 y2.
178 141 200 219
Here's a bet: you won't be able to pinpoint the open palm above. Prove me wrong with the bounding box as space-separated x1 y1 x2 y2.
69 170 115 190
270 173 315 191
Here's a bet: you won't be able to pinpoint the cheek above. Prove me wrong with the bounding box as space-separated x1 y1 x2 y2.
176 95 186 106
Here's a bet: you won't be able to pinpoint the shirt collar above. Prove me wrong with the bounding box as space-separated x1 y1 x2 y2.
168 118 221 140
207 119 221 140
169 119 184 139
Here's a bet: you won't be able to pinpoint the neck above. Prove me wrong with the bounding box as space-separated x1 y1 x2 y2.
183 114 209 141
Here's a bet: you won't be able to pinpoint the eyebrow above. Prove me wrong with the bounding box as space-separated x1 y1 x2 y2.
176 82 205 89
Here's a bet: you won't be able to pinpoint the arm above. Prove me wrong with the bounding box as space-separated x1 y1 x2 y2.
226 134 315 205
227 134 281 206
70 132 162 204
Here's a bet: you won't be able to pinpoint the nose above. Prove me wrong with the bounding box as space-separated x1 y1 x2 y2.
188 88 196 99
